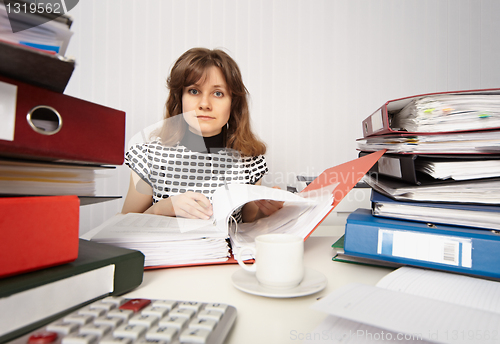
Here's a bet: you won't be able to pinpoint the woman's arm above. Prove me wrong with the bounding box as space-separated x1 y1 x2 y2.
122 171 213 219
121 171 155 214
241 180 284 222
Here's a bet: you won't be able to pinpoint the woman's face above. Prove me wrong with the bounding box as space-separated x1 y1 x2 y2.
182 66 232 137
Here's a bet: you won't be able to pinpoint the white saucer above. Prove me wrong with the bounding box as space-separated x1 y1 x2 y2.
231 267 327 298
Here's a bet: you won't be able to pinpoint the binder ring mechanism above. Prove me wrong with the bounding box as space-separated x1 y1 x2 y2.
26 105 63 135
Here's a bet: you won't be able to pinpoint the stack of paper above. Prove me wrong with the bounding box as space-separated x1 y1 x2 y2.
415 157 500 180
371 191 500 230
86 151 385 268
306 267 500 344
363 174 500 204
357 130 500 154
87 184 327 267
88 214 231 267
344 92 500 278
0 2 76 93
0 159 114 197
393 94 500 133
0 2 73 56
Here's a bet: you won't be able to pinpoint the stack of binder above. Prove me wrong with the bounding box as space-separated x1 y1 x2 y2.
0 10 142 343
336 89 500 280
0 4 126 200
0 1 75 92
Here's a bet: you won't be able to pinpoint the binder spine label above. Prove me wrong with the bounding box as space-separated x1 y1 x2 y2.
378 156 402 178
377 229 472 268
0 81 17 142
369 109 384 134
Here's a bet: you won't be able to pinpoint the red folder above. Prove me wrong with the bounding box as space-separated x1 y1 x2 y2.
0 195 80 278
362 88 500 138
300 149 386 239
0 75 126 165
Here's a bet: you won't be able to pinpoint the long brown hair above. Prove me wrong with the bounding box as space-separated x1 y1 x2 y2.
158 48 266 157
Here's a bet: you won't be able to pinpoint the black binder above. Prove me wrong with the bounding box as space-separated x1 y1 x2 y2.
0 40 75 93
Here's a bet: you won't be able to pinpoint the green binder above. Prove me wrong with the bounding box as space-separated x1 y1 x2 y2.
0 239 145 342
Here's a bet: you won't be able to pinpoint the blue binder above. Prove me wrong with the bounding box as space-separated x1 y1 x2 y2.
344 209 500 279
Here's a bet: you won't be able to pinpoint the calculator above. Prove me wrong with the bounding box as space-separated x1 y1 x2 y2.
8 297 237 344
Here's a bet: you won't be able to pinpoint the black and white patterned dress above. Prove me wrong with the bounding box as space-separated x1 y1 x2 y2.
125 130 268 222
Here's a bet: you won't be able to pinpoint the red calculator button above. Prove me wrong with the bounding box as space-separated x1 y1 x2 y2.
119 298 151 312
28 331 58 344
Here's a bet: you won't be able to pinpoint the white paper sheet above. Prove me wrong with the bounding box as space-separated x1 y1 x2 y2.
311 267 500 344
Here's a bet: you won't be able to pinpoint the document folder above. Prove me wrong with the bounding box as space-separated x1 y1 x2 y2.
0 75 126 165
371 190 500 231
344 208 500 280
362 88 500 137
359 151 500 185
0 195 79 278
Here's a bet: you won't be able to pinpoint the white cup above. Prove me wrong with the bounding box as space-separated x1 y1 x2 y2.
236 233 304 289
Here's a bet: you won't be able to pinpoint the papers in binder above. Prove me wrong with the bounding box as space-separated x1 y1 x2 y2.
0 159 114 197
371 191 500 230
415 157 500 181
0 2 73 56
87 150 386 268
88 183 329 267
393 94 500 133
364 174 500 204
357 130 500 154
362 89 500 137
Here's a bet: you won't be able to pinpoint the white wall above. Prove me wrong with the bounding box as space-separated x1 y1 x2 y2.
65 0 500 234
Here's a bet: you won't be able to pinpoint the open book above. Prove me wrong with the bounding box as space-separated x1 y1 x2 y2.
84 150 385 268
307 267 500 344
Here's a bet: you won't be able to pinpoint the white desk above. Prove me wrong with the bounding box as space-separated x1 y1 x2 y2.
122 236 393 344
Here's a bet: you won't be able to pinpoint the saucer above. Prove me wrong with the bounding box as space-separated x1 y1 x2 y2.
231 267 327 298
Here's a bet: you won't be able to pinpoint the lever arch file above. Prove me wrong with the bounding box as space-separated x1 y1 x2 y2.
344 208 500 280
0 195 80 278
362 88 500 137
0 75 126 165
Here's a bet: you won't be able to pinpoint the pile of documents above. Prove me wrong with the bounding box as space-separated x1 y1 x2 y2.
85 183 334 268
306 267 500 344
0 1 76 93
85 151 384 268
335 89 500 280
358 89 500 154
0 1 73 55
0 158 115 197
85 213 231 267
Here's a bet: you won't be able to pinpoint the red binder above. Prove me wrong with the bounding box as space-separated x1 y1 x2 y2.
361 88 500 138
0 195 80 278
0 75 126 165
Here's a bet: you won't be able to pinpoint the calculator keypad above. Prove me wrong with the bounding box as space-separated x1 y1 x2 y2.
11 297 236 344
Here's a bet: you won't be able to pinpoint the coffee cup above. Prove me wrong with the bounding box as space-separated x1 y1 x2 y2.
236 233 304 289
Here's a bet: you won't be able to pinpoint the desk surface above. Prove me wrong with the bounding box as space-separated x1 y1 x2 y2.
123 236 393 344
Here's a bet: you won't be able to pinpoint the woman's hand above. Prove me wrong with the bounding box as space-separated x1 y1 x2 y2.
253 186 284 220
146 191 213 219
241 186 284 222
